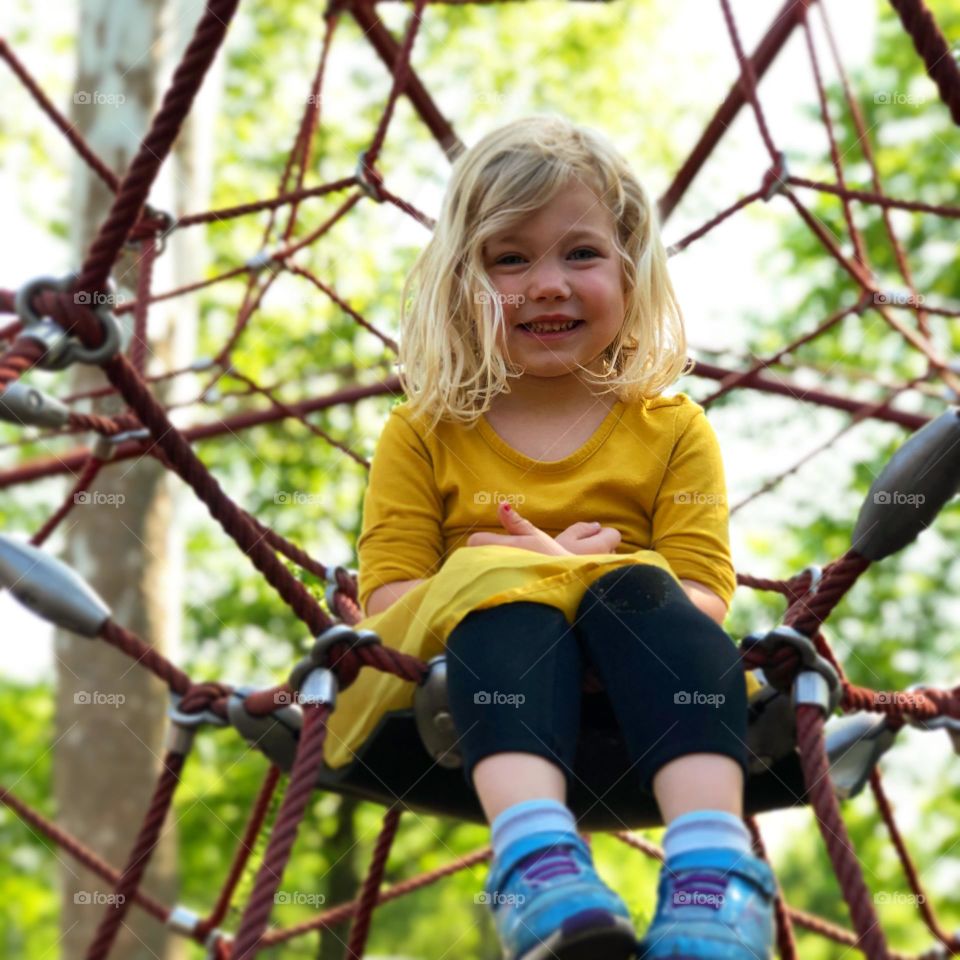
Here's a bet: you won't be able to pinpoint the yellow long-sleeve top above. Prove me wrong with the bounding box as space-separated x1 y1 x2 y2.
323 391 756 770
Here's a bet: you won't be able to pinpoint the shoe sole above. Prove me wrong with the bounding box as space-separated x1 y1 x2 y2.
518 912 637 960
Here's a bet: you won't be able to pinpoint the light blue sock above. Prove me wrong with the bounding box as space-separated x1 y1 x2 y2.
662 809 753 861
491 798 578 861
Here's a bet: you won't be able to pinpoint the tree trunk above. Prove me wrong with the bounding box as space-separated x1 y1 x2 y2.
54 1 215 956
318 796 361 960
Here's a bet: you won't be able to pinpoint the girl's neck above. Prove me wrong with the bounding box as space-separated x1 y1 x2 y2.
491 373 616 419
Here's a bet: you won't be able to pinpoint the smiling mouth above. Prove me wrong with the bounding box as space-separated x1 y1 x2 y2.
518 319 585 334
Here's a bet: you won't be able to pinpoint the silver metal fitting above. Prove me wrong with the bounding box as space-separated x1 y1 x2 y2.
355 150 385 202
0 382 71 429
168 691 229 730
166 904 201 936
14 274 126 370
165 722 197 756
297 667 337 708
0 534 111 636
92 427 152 462
793 670 835 715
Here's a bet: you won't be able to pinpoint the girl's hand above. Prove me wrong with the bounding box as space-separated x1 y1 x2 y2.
555 521 622 556
466 502 572 557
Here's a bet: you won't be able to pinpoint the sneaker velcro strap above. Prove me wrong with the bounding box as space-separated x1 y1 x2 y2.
487 830 588 893
664 847 777 899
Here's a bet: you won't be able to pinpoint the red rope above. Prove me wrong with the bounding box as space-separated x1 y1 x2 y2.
345 807 402 959
229 703 331 959
796 705 890 958
73 0 242 295
0 38 119 191
868 770 960 953
0 784 170 924
196 765 284 939
887 0 960 125
83 747 190 960
130 236 156 373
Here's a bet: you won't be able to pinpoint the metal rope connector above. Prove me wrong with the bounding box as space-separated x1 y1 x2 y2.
92 427 152 462
168 690 229 731
0 534 111 636
760 150 790 201
413 655 463 769
0 382 71 429
287 623 382 708
125 204 176 256
244 249 283 274
167 904 229 955
226 685 303 771
167 904 201 936
14 274 126 370
355 150 386 203
741 623 842 714
903 683 960 754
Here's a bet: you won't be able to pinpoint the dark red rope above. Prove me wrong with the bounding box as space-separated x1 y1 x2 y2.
0 784 170 924
83 748 189 960
196 765 284 939
73 0 242 295
796 705 890 958
888 0 960 125
229 703 330 959
345 807 402 959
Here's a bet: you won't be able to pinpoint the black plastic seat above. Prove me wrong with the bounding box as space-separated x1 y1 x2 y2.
314 686 810 831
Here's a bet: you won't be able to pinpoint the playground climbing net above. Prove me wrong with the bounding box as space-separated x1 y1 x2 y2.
1 0 960 957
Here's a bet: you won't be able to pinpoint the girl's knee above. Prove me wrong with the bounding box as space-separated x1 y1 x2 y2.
577 564 688 619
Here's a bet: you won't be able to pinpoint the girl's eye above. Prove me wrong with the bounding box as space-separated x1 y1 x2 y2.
494 248 598 265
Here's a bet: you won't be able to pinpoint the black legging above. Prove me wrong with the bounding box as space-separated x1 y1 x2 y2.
444 563 748 798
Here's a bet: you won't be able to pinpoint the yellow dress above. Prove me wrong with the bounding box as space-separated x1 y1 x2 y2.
323 393 759 769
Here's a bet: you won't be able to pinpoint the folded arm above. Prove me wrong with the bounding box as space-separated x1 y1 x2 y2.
364 578 427 617
680 578 728 625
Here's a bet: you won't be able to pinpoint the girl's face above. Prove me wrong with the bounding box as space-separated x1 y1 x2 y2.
481 179 627 381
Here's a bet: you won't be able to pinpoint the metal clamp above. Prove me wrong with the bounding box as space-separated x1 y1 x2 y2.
824 711 898 799
903 683 960 754
0 382 71 429
288 623 381 693
226 685 303 771
413 655 463 769
742 624 841 714
168 906 228 958
125 205 176 256
0 534 111 636
761 151 790 201
166 904 201 936
244 249 283 273
168 691 229 730
355 150 385 203
91 427 152 462
15 274 125 370
799 564 822 597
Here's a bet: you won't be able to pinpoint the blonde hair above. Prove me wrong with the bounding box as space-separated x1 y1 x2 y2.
397 113 691 432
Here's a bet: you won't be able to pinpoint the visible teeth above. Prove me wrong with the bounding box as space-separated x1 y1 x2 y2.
526 320 578 333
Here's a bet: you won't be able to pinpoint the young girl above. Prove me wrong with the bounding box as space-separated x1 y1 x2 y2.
323 114 775 960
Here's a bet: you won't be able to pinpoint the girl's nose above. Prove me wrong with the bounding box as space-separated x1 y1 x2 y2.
525 260 571 299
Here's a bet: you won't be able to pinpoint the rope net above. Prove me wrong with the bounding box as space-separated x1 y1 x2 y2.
1 0 959 957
